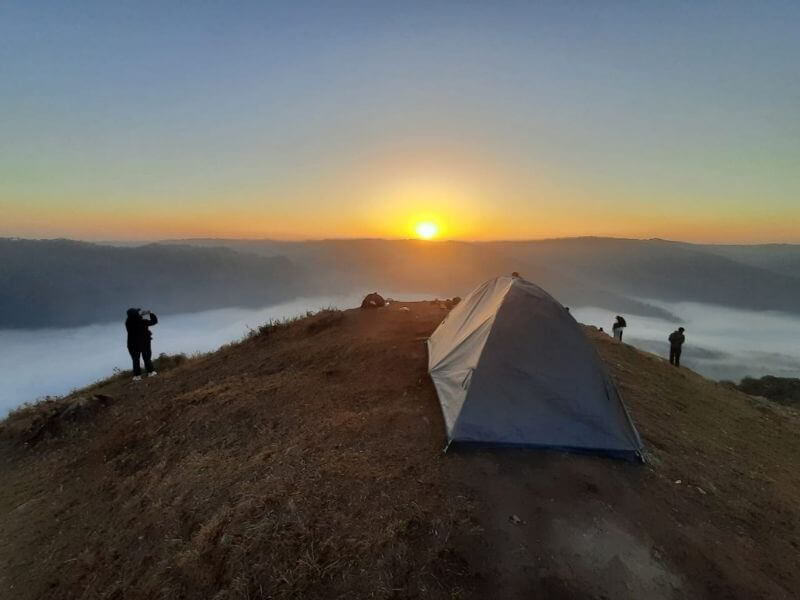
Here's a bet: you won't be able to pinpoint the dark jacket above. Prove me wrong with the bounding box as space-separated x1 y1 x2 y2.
126 308 158 351
668 330 685 348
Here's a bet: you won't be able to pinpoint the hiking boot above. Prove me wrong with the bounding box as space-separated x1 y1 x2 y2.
132 375 142 382
147 371 158 378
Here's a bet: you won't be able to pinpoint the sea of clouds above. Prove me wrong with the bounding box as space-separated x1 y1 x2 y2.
2 296 799 415
572 301 800 382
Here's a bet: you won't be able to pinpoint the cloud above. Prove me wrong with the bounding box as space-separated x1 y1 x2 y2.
3 295 799 416
573 301 800 383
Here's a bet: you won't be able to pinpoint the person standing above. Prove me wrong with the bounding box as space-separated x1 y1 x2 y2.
612 315 627 341
125 308 158 381
668 327 686 367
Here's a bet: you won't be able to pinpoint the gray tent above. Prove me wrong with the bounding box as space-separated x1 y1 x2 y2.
427 276 642 459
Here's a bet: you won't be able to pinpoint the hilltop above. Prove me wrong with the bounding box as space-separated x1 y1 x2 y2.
1 302 799 599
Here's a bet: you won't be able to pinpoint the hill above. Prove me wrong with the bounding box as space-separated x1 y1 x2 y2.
5 236 800 328
173 236 800 315
487 237 800 314
1 302 799 599
700 243 800 279
0 239 305 328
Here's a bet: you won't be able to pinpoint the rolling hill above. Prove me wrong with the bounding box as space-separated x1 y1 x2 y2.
0 239 305 328
172 236 800 315
3 236 800 329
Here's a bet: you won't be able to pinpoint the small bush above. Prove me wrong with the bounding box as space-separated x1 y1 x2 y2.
153 352 189 371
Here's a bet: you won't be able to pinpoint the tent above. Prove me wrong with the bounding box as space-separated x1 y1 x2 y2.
427 276 642 460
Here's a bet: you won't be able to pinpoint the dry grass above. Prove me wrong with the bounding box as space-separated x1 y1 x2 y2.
0 352 191 445
0 304 472 599
0 304 798 599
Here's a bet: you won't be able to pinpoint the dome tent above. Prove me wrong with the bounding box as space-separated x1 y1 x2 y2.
427 276 642 460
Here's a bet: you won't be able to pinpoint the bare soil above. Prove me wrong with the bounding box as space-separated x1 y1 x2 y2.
1 302 798 599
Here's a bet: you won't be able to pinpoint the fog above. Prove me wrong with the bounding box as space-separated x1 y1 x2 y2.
3 296 800 416
0 292 433 415
572 301 800 382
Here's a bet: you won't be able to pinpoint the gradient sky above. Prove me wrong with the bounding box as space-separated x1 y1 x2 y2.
1 1 798 242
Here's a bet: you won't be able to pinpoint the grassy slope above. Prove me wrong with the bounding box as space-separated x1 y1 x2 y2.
0 303 798 599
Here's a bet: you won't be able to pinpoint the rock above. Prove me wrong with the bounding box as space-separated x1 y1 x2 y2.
61 394 112 421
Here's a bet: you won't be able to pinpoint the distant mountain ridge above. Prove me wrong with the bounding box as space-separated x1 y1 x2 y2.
692 242 800 279
166 236 800 315
0 239 304 328
2 236 800 329
486 238 800 314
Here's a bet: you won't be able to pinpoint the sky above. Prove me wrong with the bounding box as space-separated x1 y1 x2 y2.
1 1 798 243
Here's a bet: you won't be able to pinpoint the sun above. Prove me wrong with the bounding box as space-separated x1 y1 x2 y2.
415 222 438 240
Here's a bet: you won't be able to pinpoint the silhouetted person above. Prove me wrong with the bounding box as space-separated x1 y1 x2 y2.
612 315 627 341
669 327 686 367
126 308 158 381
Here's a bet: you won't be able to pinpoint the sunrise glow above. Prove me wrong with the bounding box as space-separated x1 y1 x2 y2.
1 4 798 243
415 222 438 240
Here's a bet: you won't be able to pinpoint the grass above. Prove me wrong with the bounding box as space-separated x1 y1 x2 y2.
1 304 798 599
1 352 191 444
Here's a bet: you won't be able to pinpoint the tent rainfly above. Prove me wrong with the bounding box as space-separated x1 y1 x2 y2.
427 276 642 460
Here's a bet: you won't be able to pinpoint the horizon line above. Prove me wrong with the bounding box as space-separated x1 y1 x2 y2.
2 235 800 248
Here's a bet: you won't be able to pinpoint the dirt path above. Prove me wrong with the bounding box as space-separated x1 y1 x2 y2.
447 450 688 599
